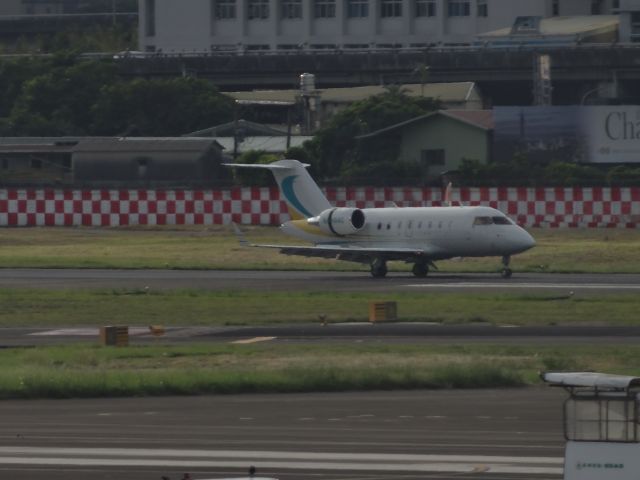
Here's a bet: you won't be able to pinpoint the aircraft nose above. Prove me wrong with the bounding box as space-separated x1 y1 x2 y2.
518 229 536 252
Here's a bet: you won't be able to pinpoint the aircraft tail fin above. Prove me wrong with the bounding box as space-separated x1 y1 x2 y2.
225 160 331 219
444 182 452 207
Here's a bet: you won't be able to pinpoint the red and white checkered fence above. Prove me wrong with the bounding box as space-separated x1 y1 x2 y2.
0 187 638 228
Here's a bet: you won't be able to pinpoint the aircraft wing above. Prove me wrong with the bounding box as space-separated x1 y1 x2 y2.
244 242 438 263
231 223 444 263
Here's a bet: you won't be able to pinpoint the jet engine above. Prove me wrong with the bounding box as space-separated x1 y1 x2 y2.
309 207 366 236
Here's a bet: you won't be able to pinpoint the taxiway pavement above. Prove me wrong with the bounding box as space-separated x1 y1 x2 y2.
0 388 566 480
0 268 637 294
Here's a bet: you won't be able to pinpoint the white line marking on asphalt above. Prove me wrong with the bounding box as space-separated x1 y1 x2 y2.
30 327 152 336
407 283 640 290
0 446 564 475
231 337 276 344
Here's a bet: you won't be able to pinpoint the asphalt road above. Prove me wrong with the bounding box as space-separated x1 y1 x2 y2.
0 388 566 480
0 268 638 294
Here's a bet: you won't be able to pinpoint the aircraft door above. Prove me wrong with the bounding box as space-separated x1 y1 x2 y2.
404 219 414 238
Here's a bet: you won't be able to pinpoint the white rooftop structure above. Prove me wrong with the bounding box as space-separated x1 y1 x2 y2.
476 15 619 46
216 135 312 154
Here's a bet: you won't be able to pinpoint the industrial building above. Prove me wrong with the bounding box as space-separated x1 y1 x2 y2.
0 137 226 187
138 0 624 53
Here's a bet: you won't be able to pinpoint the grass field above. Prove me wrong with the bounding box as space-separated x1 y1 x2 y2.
1 343 639 399
0 226 637 398
0 226 638 272
0 289 638 327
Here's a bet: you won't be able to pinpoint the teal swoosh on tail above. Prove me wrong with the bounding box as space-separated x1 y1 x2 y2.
282 175 313 218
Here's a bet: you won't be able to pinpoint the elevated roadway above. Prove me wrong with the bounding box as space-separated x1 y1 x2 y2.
117 45 640 103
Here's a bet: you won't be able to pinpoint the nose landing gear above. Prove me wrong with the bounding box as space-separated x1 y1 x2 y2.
501 255 512 278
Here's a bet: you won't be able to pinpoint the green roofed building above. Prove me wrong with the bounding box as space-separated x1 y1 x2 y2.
356 110 493 179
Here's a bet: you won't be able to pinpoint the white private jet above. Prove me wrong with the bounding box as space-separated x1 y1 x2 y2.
226 160 535 278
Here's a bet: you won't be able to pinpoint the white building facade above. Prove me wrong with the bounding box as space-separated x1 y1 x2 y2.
138 0 622 52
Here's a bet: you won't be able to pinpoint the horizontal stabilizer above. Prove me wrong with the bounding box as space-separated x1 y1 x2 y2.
223 163 308 170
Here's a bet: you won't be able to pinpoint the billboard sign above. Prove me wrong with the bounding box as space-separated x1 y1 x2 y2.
494 106 640 164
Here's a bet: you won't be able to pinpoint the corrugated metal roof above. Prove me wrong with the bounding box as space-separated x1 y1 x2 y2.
442 110 494 130
229 82 478 105
185 120 288 137
72 137 222 154
215 136 313 153
356 109 493 139
542 372 640 390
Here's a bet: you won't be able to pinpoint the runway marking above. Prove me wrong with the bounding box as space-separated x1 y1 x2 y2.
30 327 152 336
407 282 640 290
0 446 564 475
231 337 277 344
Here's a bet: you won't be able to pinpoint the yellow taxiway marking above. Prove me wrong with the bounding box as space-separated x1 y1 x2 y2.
231 337 277 344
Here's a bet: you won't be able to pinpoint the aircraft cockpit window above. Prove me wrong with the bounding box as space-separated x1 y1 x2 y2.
473 216 493 225
492 216 512 225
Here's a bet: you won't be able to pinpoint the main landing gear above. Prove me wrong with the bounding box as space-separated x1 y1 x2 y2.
370 258 388 278
501 255 513 278
412 262 429 278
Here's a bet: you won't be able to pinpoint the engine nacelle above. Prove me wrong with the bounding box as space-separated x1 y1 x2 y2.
310 208 366 236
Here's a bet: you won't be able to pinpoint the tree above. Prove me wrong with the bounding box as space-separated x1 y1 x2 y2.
91 77 235 136
8 58 117 136
229 150 280 186
301 88 440 182
0 57 53 119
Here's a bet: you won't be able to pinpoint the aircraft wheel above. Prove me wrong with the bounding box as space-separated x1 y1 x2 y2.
370 259 388 278
412 263 429 278
501 255 512 278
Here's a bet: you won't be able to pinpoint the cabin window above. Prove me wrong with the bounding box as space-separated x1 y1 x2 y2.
473 216 493 225
428 221 432 228
438 221 443 229
386 223 391 230
377 222 382 230
407 220 413 229
492 216 513 225
418 221 422 228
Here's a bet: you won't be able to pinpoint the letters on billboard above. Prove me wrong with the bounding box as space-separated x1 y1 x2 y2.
494 106 640 164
